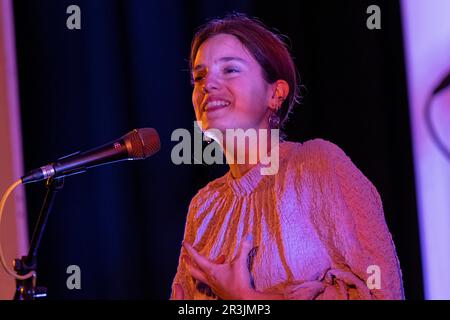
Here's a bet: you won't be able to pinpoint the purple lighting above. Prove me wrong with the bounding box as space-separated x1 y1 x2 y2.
401 0 450 299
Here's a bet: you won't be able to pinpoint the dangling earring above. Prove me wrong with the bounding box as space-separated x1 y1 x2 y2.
269 108 281 129
204 135 212 143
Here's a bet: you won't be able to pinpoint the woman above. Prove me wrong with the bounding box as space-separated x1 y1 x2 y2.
171 13 404 300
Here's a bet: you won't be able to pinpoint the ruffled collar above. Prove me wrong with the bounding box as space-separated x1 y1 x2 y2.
225 141 293 196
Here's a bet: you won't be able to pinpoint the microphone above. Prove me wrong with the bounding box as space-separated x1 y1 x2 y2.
21 128 160 184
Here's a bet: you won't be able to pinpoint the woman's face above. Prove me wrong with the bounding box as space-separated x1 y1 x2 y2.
192 33 273 134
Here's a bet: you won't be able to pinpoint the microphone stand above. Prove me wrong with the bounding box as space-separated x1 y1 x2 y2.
13 177 64 300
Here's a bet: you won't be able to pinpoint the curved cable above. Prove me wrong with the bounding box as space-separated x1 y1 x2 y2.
424 93 450 161
0 179 35 280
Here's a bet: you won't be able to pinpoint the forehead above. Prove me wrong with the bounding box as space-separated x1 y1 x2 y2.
193 34 253 67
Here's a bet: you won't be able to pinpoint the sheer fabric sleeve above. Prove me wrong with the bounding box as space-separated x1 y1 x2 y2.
285 140 404 300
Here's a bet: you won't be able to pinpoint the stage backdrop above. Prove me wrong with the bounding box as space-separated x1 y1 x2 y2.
0 0 29 300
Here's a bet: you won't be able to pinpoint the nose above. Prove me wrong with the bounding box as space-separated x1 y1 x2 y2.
202 73 220 93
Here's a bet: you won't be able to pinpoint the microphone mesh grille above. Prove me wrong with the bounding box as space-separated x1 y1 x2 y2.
127 128 160 159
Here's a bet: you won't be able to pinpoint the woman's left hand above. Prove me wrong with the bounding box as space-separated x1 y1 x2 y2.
182 235 255 300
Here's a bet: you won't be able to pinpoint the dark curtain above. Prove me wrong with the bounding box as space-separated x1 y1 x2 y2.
12 0 422 299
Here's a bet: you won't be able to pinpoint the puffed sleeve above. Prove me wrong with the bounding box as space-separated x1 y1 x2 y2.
286 139 404 300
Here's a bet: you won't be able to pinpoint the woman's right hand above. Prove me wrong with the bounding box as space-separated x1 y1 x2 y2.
172 253 227 300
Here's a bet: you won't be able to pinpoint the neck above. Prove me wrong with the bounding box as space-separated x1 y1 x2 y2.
220 129 280 179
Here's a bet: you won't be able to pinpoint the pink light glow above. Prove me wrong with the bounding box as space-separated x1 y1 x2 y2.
0 0 29 299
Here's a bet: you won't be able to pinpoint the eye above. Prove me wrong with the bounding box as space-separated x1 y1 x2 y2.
224 67 239 74
192 73 205 83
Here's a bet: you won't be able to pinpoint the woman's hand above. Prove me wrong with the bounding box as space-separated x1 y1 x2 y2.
182 238 328 300
182 235 257 300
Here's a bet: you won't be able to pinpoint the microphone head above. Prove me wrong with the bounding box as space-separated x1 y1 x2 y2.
124 128 160 159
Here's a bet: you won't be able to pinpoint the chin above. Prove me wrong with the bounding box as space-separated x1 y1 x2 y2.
202 115 254 134
201 117 224 131
205 121 240 135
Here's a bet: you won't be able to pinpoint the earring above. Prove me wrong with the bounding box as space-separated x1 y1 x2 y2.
269 108 281 129
204 135 212 143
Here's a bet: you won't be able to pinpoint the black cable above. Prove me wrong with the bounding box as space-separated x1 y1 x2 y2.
424 83 450 161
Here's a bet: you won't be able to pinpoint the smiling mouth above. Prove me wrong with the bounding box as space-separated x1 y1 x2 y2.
204 100 231 113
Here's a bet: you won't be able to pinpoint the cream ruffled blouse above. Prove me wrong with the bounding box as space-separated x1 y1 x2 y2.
171 139 404 299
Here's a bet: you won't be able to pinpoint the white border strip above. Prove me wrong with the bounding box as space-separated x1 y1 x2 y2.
401 0 450 299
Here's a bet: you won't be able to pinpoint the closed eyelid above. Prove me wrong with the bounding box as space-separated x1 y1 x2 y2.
193 57 247 70
193 67 238 79
223 68 240 75
224 65 240 70
192 60 244 80
192 69 206 79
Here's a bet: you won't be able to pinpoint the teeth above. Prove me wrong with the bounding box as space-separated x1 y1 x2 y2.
206 100 230 110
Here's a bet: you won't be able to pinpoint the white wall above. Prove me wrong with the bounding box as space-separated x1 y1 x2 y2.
401 0 450 299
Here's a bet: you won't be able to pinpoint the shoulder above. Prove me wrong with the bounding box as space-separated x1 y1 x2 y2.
297 139 381 206
299 138 348 163
280 138 378 200
282 138 350 175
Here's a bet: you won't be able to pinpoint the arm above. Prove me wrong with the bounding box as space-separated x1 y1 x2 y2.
332 145 404 299
300 140 404 300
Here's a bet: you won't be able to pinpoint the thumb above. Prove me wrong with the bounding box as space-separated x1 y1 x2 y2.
236 234 254 264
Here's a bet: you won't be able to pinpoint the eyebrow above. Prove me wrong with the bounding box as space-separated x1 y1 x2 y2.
193 56 248 72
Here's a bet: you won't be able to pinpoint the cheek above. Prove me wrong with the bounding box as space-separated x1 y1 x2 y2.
192 90 204 120
237 81 269 112
191 92 196 109
192 90 201 108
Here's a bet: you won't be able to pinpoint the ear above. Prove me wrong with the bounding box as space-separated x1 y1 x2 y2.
268 80 290 112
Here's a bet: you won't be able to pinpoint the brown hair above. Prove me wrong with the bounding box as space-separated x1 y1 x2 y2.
190 13 301 132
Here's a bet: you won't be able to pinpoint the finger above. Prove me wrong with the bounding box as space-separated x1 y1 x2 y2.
286 280 326 299
172 283 184 300
182 242 213 273
186 260 210 285
183 254 210 284
236 234 254 264
304 282 325 300
183 252 223 269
